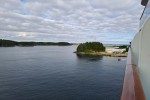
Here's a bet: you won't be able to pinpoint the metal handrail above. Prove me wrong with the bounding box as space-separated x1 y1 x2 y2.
140 6 147 20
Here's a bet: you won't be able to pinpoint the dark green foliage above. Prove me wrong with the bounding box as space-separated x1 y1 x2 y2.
118 45 129 52
35 42 72 46
77 42 105 52
57 42 71 46
126 47 129 52
0 39 72 47
118 45 128 49
16 42 35 46
0 39 16 47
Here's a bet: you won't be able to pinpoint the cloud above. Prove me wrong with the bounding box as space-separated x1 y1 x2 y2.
0 0 144 44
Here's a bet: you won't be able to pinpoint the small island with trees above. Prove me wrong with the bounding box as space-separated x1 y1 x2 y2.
75 42 128 57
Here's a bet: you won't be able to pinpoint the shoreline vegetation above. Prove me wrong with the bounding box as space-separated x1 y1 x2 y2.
75 42 128 57
0 39 128 57
0 39 73 47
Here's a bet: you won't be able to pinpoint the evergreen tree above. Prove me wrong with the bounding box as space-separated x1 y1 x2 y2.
77 42 105 52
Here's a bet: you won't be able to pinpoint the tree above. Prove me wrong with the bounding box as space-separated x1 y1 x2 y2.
77 42 105 52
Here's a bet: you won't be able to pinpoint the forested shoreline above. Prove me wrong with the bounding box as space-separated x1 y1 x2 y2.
0 39 73 47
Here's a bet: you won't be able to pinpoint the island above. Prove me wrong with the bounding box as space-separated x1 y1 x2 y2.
75 42 128 57
0 39 73 47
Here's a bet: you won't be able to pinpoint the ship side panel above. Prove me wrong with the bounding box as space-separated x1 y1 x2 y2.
138 16 150 100
131 32 141 67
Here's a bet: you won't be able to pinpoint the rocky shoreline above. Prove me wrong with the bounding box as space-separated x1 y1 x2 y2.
74 51 127 57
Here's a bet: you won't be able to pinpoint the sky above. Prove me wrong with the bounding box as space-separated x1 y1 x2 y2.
0 0 144 44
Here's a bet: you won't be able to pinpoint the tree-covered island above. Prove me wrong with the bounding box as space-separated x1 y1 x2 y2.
75 42 128 57
77 42 105 53
0 39 73 47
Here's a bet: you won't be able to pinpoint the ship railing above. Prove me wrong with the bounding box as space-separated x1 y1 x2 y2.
140 0 150 28
120 48 146 100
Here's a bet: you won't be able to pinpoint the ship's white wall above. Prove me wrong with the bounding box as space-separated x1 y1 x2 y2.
132 17 150 99
131 32 140 66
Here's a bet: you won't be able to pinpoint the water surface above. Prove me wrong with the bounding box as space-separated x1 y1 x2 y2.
0 46 126 100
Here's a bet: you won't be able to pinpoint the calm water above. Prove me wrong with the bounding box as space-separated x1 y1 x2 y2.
0 46 126 100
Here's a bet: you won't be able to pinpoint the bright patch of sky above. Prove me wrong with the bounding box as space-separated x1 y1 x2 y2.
0 0 144 44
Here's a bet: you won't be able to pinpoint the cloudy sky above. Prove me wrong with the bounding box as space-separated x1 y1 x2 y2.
0 0 144 44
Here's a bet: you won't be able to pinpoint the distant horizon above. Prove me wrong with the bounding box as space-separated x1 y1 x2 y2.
0 38 129 45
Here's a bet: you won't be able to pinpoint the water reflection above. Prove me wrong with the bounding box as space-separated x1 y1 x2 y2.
76 54 103 62
0 46 126 100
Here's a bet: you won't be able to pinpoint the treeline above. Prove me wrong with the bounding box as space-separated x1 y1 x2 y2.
0 39 73 47
118 45 128 49
35 42 72 46
0 39 16 47
116 45 129 52
77 42 105 52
